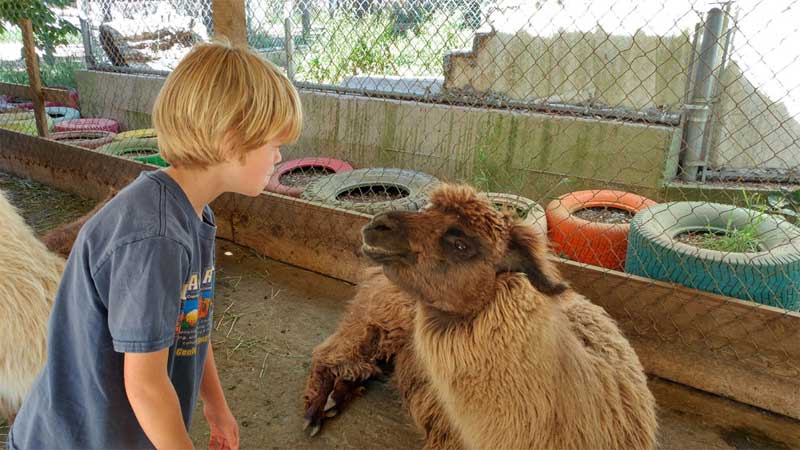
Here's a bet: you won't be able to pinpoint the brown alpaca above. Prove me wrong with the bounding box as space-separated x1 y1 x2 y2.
40 187 117 258
303 183 657 450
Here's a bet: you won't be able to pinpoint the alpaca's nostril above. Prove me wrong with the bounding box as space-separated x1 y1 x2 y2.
372 224 392 233
367 213 398 234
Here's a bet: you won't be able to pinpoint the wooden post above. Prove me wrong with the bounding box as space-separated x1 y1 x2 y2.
20 19 48 137
78 0 97 68
283 1 294 81
212 0 248 47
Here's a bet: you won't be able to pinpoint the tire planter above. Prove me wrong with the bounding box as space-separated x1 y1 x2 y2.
484 192 547 236
2 96 33 109
546 189 657 271
49 130 116 149
97 138 165 166
45 106 80 125
113 128 157 141
54 117 119 133
625 201 800 311
301 167 439 214
266 157 354 197
0 110 53 135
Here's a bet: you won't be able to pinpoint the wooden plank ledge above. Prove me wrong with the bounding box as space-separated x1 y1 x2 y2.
0 82 78 108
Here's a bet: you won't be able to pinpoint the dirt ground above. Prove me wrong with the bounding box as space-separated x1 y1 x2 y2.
2 172 800 450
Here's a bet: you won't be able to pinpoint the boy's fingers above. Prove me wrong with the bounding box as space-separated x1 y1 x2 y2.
209 434 224 450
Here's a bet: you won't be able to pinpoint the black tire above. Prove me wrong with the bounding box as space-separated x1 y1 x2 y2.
624 201 800 311
301 168 439 214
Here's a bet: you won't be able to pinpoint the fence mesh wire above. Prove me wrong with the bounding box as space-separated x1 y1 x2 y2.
1 0 799 430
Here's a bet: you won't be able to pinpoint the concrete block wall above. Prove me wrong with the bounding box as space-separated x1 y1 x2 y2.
76 69 678 202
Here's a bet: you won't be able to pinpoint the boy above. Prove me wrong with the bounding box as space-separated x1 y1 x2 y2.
7 39 302 450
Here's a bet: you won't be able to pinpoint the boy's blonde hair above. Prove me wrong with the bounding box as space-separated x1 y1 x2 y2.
152 39 302 168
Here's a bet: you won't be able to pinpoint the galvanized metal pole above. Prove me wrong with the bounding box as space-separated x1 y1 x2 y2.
682 7 726 181
700 1 737 183
681 7 725 182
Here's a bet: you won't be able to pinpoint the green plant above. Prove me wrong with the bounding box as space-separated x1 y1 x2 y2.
0 58 81 88
693 190 768 253
0 0 79 55
294 10 472 85
767 187 800 223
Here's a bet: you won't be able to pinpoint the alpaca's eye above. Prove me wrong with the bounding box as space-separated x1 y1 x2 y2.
442 228 479 260
453 239 468 252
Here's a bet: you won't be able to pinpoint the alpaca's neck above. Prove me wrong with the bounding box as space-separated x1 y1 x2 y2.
412 273 569 449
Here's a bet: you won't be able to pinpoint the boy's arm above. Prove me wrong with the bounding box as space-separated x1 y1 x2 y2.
200 343 239 449
124 348 195 450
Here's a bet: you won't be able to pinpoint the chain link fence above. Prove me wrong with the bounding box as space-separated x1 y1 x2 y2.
1 0 799 429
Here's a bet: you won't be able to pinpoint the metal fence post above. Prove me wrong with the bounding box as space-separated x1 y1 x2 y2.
681 7 725 182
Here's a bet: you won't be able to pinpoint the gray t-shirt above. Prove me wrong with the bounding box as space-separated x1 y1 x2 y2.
7 169 217 450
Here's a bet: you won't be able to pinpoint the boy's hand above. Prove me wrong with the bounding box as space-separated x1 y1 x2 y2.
200 343 238 450
204 402 239 450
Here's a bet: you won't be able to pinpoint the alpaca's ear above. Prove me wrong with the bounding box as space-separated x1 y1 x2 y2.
497 224 568 296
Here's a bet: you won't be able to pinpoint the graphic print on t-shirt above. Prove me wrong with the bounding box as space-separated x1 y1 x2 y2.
175 266 214 356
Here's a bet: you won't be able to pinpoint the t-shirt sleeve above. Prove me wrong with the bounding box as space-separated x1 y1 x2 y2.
101 237 190 353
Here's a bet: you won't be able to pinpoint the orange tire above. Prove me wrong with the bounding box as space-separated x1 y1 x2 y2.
546 190 657 271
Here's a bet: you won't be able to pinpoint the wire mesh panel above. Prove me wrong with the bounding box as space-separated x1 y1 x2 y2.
1 0 800 427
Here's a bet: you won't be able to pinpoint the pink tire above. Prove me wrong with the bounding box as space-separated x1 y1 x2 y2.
265 157 354 197
49 130 116 149
54 118 119 133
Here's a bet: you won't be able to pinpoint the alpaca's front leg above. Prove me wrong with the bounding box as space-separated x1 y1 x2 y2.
303 324 384 436
303 269 415 436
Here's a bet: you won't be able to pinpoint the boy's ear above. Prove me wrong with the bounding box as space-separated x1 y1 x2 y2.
497 223 568 296
220 129 243 161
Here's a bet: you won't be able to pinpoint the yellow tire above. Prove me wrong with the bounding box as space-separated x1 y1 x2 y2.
113 128 157 141
0 110 54 135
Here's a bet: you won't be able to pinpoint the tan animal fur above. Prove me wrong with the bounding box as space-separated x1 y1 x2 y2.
0 189 65 423
0 187 114 423
303 183 657 450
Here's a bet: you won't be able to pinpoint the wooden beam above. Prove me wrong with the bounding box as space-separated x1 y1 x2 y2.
0 82 78 108
556 259 800 420
19 19 48 137
211 0 248 47
1 129 799 420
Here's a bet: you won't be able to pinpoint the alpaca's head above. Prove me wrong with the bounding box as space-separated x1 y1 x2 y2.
361 183 567 317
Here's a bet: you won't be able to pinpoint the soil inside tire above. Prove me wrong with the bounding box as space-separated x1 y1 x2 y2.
675 230 762 253
493 202 528 219
120 149 159 157
336 185 409 203
574 206 633 224
279 166 335 188
55 132 105 144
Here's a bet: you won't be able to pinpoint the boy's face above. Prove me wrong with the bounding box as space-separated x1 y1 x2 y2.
231 139 283 196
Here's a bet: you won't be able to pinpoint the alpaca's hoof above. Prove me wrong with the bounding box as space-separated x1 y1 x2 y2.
303 417 322 437
303 378 367 437
324 395 337 412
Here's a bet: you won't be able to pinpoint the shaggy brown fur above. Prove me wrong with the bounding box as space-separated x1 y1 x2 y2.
302 267 461 449
40 188 117 258
303 183 657 450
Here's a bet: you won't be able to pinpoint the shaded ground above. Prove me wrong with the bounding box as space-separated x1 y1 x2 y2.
2 171 800 450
